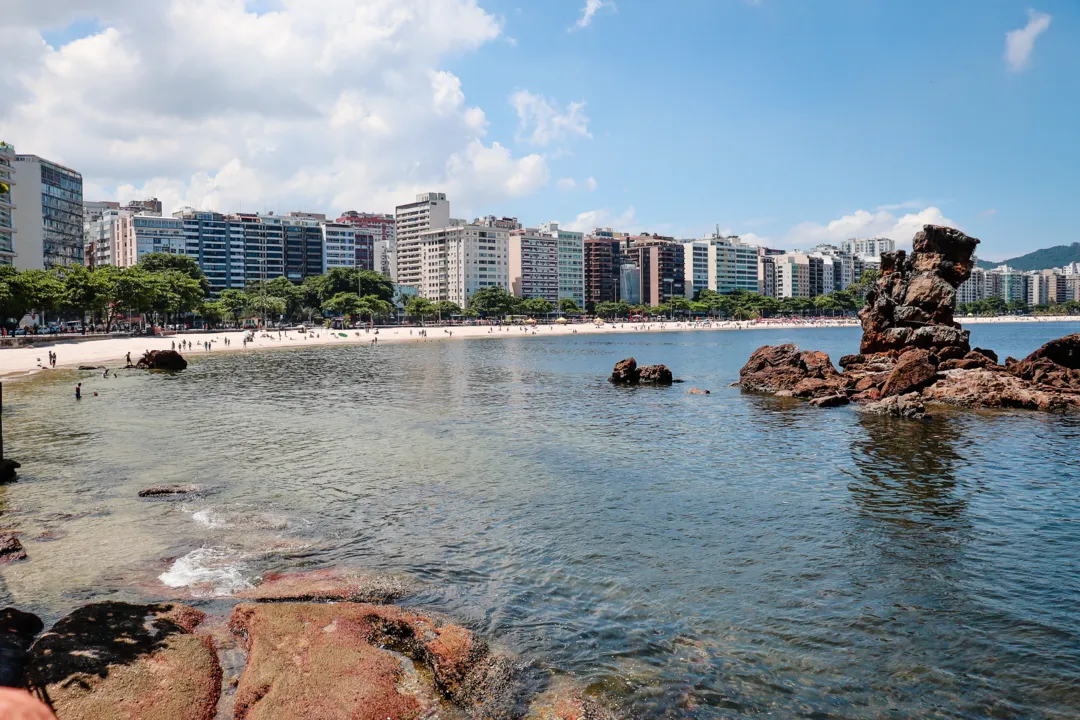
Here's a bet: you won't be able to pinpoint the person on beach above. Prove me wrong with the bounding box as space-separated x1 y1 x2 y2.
75 383 81 400
125 351 132 366
172 341 176 350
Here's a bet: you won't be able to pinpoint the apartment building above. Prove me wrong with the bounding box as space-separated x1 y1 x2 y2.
10 152 84 269
538 222 585 309
0 143 18 265
622 236 685 306
583 235 622 306
417 223 509 306
509 228 559 302
395 193 450 289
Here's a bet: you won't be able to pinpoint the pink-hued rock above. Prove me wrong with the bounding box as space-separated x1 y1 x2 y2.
235 567 410 604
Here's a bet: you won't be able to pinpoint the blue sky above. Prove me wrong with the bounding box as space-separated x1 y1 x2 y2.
5 0 1077 260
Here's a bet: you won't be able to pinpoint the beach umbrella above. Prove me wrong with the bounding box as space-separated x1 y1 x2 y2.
555 317 569 325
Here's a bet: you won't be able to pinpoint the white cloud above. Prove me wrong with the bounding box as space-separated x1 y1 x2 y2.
556 178 576 192
1005 9 1052 72
784 206 960 249
585 176 598 191
574 0 615 29
510 90 591 147
0 0 562 216
562 206 637 233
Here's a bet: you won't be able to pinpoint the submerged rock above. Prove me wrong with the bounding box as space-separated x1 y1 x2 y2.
135 350 188 371
524 679 624 720
25 602 220 720
138 484 201 498
235 567 411 604
862 392 929 420
0 534 26 565
0 608 44 687
229 602 516 720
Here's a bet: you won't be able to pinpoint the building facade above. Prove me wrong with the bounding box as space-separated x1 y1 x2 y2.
176 209 247 294
416 223 509 306
10 153 84 269
583 236 621 306
395 193 450 290
682 241 709 299
709 235 760 295
622 236 685 306
619 262 641 305
115 213 186 266
840 237 895 259
322 222 357 271
337 211 393 275
776 254 811 299
0 143 18 265
509 229 559 302
538 222 585 309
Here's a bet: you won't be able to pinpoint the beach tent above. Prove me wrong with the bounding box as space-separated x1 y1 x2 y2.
555 317 569 325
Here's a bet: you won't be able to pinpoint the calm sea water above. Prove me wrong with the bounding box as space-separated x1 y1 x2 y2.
2 321 1080 718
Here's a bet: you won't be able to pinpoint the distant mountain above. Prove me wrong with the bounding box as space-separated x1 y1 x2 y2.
977 243 1080 272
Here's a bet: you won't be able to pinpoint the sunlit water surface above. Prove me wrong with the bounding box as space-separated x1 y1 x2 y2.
2 322 1080 718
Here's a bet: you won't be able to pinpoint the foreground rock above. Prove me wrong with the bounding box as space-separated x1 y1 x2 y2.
0 608 43 687
609 358 673 386
0 459 20 485
138 484 201 498
0 534 26 564
229 602 515 719
235 567 411 604
136 349 187 371
26 602 220 720
524 679 622 720
736 224 1080 416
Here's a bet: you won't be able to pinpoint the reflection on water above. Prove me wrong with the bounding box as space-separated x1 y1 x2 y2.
2 324 1080 718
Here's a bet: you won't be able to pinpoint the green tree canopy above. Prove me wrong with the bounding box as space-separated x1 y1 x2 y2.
140 252 210 296
468 286 517 316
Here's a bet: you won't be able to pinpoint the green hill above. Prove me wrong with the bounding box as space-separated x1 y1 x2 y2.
977 243 1080 271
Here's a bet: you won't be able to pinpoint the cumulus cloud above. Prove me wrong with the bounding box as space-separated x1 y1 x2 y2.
785 206 960 249
510 90 591 147
556 178 576 192
585 176 597 191
0 0 564 216
1005 9 1052 72
574 0 615 29
562 206 637 233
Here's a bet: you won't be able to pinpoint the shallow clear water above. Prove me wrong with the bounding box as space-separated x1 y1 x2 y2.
3 321 1080 718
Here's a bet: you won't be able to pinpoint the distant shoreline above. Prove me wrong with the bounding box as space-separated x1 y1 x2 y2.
2 314 1078 381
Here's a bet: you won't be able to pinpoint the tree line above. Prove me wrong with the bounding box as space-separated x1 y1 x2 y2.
957 296 1080 316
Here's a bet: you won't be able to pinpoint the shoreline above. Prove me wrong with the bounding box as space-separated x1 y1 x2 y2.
1 314 1077 381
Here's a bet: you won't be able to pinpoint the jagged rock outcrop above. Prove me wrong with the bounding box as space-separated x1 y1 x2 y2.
0 534 25 565
609 358 674 386
736 224 1080 416
138 484 201 497
235 567 411 604
136 349 188 371
25 602 220 720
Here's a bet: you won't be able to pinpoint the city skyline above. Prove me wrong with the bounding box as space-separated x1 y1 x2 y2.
3 1 1077 261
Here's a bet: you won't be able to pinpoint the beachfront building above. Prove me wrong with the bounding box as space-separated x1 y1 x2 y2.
840 237 895 260
115 213 186 267
0 143 18 266
396 193 450 290
1067 275 1080 302
176 209 247 293
417 223 509 307
322 222 357 271
538 222 585 309
236 214 286 287
709 235 760 295
622 235 685 306
776 254 811 299
83 207 122 269
620 262 641 305
509 228 559 302
584 234 622 307
10 152 83 269
683 241 709 299
958 267 988 303
337 211 393 274
993 266 1029 305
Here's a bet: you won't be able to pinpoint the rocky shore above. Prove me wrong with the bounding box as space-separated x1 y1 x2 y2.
1 568 621 719
736 225 1080 416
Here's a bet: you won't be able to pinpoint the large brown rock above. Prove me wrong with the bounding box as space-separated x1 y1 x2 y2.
737 344 838 394
0 608 43 687
861 393 929 420
609 358 638 384
881 348 938 397
235 567 411 604
0 534 26 565
136 350 188 371
609 359 674 386
25 602 220 720
229 602 515 720
1006 333 1080 391
638 364 673 385
859 225 977 356
922 367 1080 411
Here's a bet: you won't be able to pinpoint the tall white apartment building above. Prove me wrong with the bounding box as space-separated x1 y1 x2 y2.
322 223 357 271
538 222 584 308
0 143 17 265
84 207 127 268
10 152 84 269
682 241 709 298
958 267 988 303
840 237 895 259
709 235 760 294
417 224 509 306
509 229 559 302
395 193 450 289
776 254 811 298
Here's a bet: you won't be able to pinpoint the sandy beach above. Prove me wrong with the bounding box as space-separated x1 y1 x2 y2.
1 314 1077 380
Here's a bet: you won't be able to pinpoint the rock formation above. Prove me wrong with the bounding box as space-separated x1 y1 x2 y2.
136 349 188 371
138 484 201 497
0 534 25 564
609 358 673 386
0 608 43 688
234 567 411 604
737 224 1080 415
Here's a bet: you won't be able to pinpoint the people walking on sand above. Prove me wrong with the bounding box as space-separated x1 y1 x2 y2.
125 351 132 366
75 383 82 401
172 340 176 350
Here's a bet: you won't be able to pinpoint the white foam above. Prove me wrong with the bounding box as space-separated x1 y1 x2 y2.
158 547 254 597
190 506 289 531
